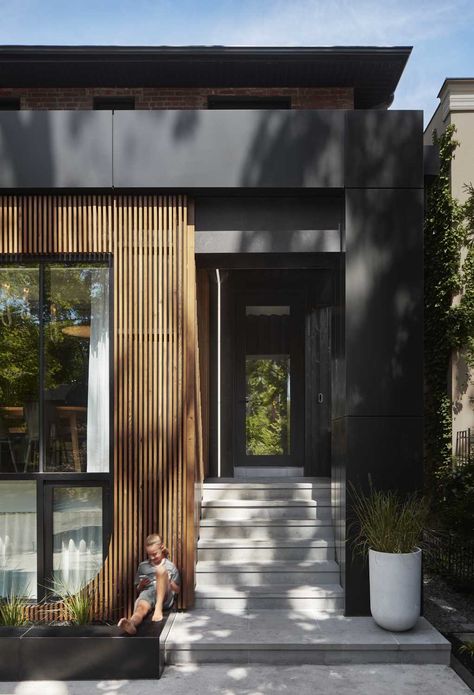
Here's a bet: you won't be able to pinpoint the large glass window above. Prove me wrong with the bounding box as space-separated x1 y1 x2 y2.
0 261 110 600
51 486 103 593
0 268 40 473
0 263 110 473
0 481 37 598
45 266 110 473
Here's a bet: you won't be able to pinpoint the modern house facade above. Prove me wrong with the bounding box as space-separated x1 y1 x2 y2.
424 78 474 456
0 46 426 619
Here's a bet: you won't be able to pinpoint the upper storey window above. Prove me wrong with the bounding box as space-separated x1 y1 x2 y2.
93 96 135 110
208 96 291 109
0 98 20 110
0 263 110 473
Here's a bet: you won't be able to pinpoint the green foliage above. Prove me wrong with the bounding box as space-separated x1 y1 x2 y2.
434 460 474 538
459 641 474 659
246 358 289 455
0 593 28 626
349 483 428 555
424 126 474 489
48 579 94 625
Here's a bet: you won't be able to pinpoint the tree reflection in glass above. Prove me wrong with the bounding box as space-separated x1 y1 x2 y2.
0 268 40 472
246 356 290 456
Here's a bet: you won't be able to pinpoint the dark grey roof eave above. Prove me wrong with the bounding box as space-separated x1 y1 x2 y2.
0 45 412 109
0 45 413 56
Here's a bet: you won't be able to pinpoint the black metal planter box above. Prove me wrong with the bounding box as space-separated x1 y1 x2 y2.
0 622 166 681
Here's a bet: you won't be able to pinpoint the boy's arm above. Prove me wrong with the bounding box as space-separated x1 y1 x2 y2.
170 579 180 594
168 563 181 594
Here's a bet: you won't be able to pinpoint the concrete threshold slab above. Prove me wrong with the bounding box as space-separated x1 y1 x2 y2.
165 610 451 666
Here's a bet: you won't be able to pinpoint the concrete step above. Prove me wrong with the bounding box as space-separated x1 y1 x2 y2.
195 560 340 586
194 584 344 610
199 520 334 541
202 481 331 502
202 499 334 521
165 612 451 665
233 468 306 478
206 477 330 485
197 539 335 562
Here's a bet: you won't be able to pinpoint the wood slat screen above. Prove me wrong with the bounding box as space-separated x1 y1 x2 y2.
0 194 200 620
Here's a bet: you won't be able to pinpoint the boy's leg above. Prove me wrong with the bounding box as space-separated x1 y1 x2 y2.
118 599 151 635
152 564 170 621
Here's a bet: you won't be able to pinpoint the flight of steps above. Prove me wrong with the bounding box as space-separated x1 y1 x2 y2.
195 477 344 612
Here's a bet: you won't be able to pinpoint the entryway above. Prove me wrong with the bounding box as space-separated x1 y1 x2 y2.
198 268 333 479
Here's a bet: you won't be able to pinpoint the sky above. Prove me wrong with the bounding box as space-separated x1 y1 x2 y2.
0 0 473 125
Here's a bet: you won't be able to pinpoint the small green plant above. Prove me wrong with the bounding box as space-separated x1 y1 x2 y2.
349 483 429 556
459 641 474 659
47 579 94 625
0 593 28 626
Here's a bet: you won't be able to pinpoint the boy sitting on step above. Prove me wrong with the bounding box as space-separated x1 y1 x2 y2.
118 533 180 635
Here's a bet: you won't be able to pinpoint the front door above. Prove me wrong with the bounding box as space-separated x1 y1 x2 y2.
233 287 305 469
213 269 332 478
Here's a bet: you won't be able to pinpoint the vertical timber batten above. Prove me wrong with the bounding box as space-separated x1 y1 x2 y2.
0 194 200 619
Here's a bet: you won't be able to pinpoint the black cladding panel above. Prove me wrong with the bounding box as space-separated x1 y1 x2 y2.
113 110 345 189
345 110 424 189
0 111 113 188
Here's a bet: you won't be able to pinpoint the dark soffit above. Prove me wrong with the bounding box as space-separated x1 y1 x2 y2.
0 45 411 109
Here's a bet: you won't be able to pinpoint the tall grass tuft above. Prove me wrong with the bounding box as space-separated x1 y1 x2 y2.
350 483 428 556
0 594 28 626
48 580 94 625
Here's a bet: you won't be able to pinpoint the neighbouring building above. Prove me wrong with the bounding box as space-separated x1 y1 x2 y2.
424 78 474 460
0 46 428 619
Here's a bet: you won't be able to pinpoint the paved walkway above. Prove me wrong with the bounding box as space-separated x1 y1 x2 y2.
165 610 450 664
0 664 470 695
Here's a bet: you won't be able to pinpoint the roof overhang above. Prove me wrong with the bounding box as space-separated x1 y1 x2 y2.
0 45 411 109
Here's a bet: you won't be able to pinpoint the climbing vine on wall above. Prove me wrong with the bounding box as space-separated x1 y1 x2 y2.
424 125 474 490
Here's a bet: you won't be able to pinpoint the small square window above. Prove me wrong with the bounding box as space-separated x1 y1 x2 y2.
0 98 21 111
208 96 291 110
93 96 135 111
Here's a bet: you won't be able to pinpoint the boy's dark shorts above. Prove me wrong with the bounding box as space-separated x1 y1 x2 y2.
135 584 175 612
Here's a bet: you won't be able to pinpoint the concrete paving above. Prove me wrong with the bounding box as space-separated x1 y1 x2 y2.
0 664 471 695
165 609 451 665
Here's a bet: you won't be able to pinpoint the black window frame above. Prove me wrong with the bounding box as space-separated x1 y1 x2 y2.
93 96 135 110
0 97 21 110
0 255 113 602
208 96 291 109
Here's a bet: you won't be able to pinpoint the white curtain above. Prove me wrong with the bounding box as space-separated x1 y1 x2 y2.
0 482 37 599
86 268 109 472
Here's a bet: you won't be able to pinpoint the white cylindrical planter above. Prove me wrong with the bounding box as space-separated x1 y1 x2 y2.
369 547 422 631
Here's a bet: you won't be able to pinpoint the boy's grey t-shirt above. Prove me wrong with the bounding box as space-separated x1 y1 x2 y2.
134 558 180 589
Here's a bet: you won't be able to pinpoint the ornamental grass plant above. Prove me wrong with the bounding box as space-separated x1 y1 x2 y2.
350 483 429 556
48 579 94 625
0 593 28 626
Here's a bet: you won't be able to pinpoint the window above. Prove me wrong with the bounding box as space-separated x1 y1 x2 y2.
0 263 110 473
208 96 291 109
93 96 135 110
0 261 111 600
0 98 21 110
0 481 37 598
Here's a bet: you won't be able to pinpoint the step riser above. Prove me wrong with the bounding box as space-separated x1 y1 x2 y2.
166 648 449 666
202 507 333 520
199 526 334 541
197 547 335 562
193 597 344 610
196 571 340 586
202 489 331 502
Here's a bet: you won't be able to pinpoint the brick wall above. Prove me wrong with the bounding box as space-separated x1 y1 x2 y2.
0 86 353 110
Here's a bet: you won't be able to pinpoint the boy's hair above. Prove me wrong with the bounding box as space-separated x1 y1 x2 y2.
145 533 169 558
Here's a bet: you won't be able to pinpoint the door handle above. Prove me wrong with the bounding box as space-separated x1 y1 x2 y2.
318 393 324 404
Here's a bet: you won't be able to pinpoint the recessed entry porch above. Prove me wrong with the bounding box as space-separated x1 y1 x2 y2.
193 201 344 619
197 266 336 480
